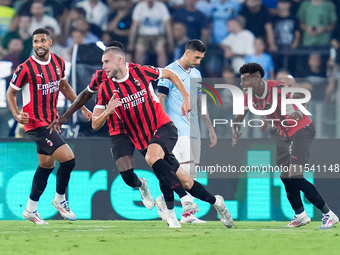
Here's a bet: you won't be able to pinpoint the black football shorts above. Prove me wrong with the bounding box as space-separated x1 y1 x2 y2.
276 123 316 167
26 126 66 155
110 133 135 160
139 122 180 172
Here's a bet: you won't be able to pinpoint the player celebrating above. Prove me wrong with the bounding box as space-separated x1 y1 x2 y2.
92 47 233 228
92 46 198 217
48 41 155 210
232 62 338 229
156 39 218 224
6 28 91 224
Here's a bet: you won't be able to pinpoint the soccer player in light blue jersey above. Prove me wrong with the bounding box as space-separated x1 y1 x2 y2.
156 39 218 224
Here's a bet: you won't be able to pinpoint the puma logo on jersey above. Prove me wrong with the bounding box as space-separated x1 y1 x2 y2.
37 73 44 78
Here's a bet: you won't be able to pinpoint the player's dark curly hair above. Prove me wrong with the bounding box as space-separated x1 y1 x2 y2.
33 28 50 37
239 63 265 78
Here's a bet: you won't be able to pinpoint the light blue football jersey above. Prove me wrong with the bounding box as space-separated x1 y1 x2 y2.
158 60 202 137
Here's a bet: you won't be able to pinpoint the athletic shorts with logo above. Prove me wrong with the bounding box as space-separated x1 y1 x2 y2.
26 126 66 155
276 123 316 167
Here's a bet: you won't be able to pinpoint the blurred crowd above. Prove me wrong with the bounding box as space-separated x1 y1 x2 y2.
1 0 340 138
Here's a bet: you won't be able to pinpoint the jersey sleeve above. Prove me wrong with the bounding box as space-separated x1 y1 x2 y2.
60 57 66 80
9 64 28 91
87 71 102 93
128 62 140 68
94 82 107 110
139 65 162 82
157 77 171 95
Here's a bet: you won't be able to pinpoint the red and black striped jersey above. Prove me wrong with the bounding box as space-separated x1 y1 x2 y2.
96 64 172 150
87 63 140 136
244 80 312 137
10 53 66 132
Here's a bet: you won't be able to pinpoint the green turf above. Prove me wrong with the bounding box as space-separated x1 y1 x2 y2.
1 220 339 255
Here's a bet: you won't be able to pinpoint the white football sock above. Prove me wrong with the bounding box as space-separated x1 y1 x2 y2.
296 211 307 218
26 198 38 213
54 193 66 203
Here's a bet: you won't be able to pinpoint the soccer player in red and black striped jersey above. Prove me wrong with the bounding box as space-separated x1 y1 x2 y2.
6 28 91 225
232 62 338 229
48 41 155 210
92 46 202 218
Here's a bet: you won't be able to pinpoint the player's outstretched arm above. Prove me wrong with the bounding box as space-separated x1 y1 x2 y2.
160 68 192 121
232 112 247 147
48 88 94 133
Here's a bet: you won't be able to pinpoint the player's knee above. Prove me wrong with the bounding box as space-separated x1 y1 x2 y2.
60 158 75 173
145 152 162 167
116 156 134 172
180 178 194 190
280 171 289 179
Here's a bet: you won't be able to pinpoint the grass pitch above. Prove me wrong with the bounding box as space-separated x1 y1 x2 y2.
1 220 339 255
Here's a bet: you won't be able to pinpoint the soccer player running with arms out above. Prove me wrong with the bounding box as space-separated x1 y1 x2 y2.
48 41 155 210
92 46 233 228
157 39 229 225
232 62 338 229
6 28 92 225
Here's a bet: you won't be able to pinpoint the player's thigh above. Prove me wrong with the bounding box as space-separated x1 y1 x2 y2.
37 153 56 168
116 156 134 172
276 134 291 167
27 126 72 163
110 134 135 171
173 136 192 164
290 124 315 165
191 137 201 165
173 136 197 177
289 124 316 177
145 143 165 165
176 166 194 190
52 144 75 163
146 122 178 165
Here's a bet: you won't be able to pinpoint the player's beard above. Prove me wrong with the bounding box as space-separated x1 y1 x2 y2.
189 61 199 68
34 47 49 58
108 68 119 79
